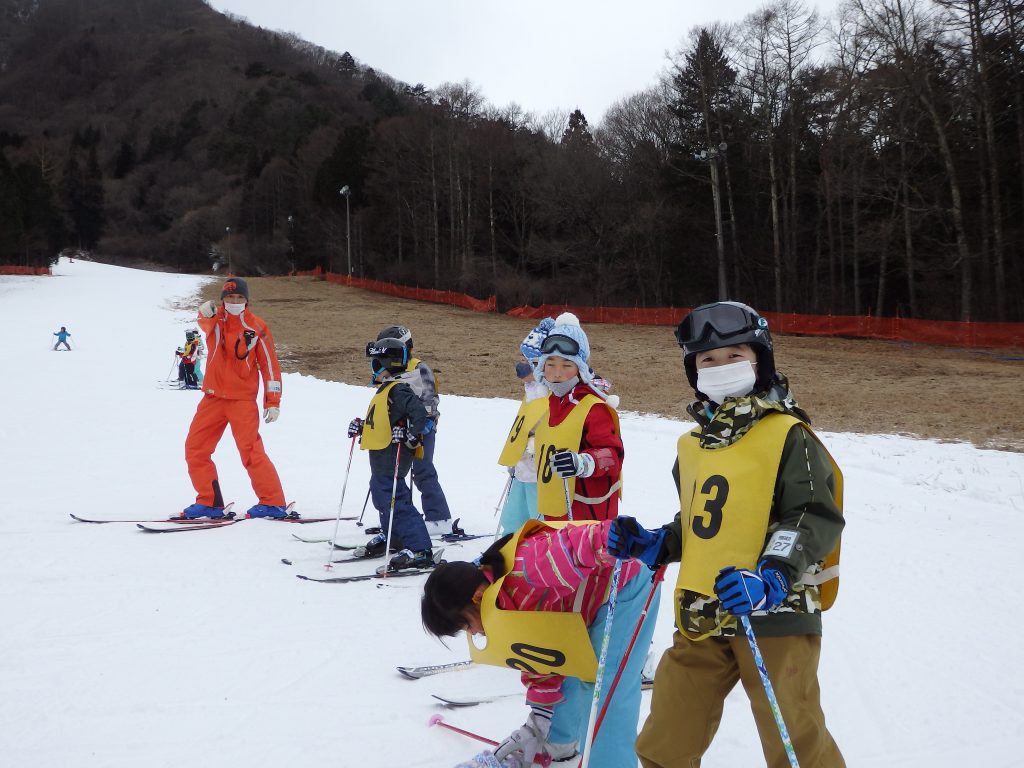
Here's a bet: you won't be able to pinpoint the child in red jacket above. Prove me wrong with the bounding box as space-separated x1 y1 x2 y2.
532 313 623 521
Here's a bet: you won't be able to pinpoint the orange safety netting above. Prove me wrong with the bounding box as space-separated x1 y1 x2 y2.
291 267 496 313
507 305 1024 349
0 265 50 275
288 269 1024 350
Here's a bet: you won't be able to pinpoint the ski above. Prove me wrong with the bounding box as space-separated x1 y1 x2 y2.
137 519 241 533
295 566 436 584
73 502 237 524
397 660 474 680
439 533 490 544
431 693 520 707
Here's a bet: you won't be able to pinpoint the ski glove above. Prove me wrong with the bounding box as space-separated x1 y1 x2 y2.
347 418 364 438
199 300 217 318
608 516 666 568
550 449 595 479
714 560 790 616
263 407 280 424
494 706 553 765
391 425 422 450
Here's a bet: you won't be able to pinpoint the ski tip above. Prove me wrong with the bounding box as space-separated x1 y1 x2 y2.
281 558 293 566
397 667 417 679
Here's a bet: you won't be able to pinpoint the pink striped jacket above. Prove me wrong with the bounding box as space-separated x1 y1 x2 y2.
489 520 644 707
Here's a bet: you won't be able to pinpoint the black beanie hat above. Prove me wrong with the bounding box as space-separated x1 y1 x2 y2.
221 277 249 301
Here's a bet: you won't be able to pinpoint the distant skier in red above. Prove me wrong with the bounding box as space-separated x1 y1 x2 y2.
179 277 288 519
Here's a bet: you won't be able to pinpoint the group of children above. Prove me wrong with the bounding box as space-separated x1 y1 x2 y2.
422 305 846 768
174 328 204 389
177 277 846 767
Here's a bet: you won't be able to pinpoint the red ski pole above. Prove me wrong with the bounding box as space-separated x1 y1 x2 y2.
428 715 552 767
591 566 666 737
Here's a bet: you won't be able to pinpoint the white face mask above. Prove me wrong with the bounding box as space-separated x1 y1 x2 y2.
696 360 757 403
545 375 580 398
224 302 246 316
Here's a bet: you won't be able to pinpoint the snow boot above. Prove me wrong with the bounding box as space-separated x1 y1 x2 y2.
246 504 288 519
179 504 226 520
387 548 434 572
425 518 453 536
353 533 388 559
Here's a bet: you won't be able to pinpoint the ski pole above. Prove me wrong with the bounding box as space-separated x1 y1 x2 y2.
491 473 515 539
356 487 372 527
427 715 552 768
323 435 358 571
578 559 623 768
592 566 666 737
381 442 403 579
561 477 574 521
166 355 178 380
741 615 801 768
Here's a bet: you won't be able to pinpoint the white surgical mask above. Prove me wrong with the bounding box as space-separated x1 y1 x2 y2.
545 375 580 398
696 360 757 403
224 302 246 316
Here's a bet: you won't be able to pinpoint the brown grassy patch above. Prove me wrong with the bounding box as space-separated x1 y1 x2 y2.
198 276 1024 452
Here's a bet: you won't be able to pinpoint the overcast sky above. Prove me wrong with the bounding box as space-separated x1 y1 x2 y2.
208 0 841 123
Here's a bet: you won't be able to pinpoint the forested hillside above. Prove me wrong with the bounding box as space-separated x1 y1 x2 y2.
1 0 1022 320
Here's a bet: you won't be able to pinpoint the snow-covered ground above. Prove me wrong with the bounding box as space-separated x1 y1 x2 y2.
2 259 1022 768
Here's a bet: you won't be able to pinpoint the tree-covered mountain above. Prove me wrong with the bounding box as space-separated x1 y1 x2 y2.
1 0 1022 320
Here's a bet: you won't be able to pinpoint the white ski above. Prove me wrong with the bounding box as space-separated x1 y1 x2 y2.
431 692 520 707
397 660 474 679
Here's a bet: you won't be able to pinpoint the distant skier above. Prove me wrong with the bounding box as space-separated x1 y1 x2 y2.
347 332 434 572
176 340 199 390
373 325 454 535
52 326 72 351
179 277 288 519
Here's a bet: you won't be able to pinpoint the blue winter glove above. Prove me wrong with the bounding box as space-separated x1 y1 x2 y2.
713 560 789 616
550 449 595 478
608 516 665 568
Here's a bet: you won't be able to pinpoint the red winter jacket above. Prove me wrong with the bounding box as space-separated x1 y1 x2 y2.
544 382 623 521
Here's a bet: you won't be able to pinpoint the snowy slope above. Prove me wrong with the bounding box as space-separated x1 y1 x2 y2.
2 259 1022 768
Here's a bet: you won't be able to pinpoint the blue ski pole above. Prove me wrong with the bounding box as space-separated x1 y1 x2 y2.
578 558 623 768
740 615 800 768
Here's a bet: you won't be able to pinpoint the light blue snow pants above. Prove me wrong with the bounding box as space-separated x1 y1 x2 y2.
496 478 540 537
547 573 661 768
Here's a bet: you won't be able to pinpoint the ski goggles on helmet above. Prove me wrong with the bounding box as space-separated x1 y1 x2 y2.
539 334 580 357
674 302 765 350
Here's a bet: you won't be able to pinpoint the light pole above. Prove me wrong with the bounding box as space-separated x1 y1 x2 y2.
696 143 727 300
225 226 232 274
339 186 351 276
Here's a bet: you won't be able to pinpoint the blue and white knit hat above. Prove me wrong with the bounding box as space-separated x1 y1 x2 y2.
520 317 556 360
537 312 592 384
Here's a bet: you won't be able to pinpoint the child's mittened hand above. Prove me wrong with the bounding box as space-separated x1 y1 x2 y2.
199 300 217 318
550 449 595 478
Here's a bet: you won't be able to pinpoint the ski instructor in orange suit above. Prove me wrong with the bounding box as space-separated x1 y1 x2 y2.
179 277 289 520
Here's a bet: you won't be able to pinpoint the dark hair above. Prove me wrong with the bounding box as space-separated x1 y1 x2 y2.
420 535 514 638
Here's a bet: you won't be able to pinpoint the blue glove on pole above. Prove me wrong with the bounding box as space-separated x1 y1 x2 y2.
607 516 666 569
714 560 790 615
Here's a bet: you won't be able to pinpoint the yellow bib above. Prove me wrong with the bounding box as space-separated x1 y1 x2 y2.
675 414 843 610
468 519 599 681
534 395 620 518
360 381 399 451
498 398 549 467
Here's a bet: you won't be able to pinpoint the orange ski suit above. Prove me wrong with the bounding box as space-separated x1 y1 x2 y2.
185 305 285 507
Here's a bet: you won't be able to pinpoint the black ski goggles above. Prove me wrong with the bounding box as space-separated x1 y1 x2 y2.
539 334 580 357
674 303 760 349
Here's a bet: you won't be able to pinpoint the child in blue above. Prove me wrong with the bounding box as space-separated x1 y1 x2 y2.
495 318 554 536
53 327 72 351
347 335 434 572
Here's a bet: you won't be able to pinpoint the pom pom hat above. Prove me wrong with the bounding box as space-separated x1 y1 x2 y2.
520 317 556 360
537 312 592 384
